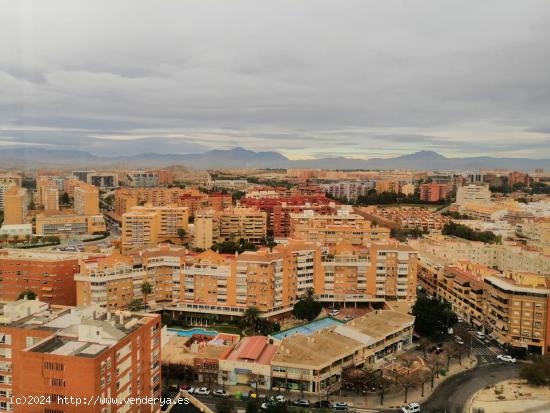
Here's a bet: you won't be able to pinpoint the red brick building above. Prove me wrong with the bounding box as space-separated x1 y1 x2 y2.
419 183 451 202
0 251 79 306
1 300 162 413
240 196 335 237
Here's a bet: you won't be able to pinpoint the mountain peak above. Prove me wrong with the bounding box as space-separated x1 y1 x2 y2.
397 150 447 160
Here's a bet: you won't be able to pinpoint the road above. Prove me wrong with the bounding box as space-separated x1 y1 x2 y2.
421 362 521 412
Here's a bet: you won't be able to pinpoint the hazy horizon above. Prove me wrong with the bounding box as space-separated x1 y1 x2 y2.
2 0 550 160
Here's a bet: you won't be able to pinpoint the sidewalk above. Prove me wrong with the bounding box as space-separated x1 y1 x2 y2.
341 356 478 410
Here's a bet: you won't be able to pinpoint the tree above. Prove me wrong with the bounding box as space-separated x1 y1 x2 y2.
177 228 187 244
292 288 322 321
412 296 457 337
25 234 31 245
128 298 143 312
18 290 37 300
241 306 261 334
61 192 70 205
141 281 153 311
417 370 431 397
0 234 8 246
12 235 19 245
377 375 393 406
520 355 550 386
397 372 417 403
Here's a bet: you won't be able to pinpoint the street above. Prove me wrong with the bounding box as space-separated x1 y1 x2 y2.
421 362 521 412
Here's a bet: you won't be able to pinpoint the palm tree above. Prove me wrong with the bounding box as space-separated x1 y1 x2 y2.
303 287 316 301
141 281 153 311
242 306 261 334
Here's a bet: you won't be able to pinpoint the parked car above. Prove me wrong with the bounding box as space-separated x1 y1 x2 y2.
195 387 211 395
213 390 229 398
474 331 485 339
497 354 517 363
293 399 310 407
332 401 348 411
454 336 464 345
187 387 196 394
312 400 332 408
273 395 286 403
400 402 421 413
343 315 353 321
329 309 340 317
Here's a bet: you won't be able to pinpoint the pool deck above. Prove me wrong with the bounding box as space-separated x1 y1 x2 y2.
270 317 344 341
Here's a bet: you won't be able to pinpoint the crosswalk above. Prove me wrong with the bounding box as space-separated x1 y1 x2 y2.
471 338 499 364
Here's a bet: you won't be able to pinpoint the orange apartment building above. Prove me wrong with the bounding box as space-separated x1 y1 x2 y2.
73 182 100 216
37 178 60 211
121 205 188 253
3 188 27 225
114 187 230 220
0 250 79 306
194 207 267 249
289 209 390 246
239 195 336 237
419 183 451 202
0 299 162 413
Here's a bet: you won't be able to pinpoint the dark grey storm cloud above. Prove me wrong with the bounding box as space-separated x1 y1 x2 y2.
1 0 550 159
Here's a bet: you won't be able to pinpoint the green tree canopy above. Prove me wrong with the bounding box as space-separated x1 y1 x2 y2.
292 288 322 321
18 290 37 300
412 296 457 337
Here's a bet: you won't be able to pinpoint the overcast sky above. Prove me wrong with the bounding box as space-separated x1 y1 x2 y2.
1 0 550 159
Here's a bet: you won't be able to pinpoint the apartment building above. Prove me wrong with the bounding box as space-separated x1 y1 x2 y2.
240 196 335 238
320 181 374 201
484 274 550 355
74 182 100 216
411 236 550 276
0 174 22 209
367 243 417 301
37 178 60 211
0 299 162 413
0 250 80 306
87 172 119 188
2 187 27 225
121 205 188 253
289 209 390 246
316 244 370 300
509 171 530 187
76 245 187 309
367 206 451 232
72 170 95 183
516 218 550 248
419 183 451 202
270 309 414 393
125 171 158 187
206 207 267 245
35 213 106 239
455 184 491 206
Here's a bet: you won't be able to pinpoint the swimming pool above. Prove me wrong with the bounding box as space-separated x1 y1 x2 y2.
169 327 219 337
271 317 344 340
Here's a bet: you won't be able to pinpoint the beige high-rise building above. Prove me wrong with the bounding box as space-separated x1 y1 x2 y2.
217 207 267 244
194 209 219 249
74 182 100 216
121 205 188 252
3 187 27 225
38 178 59 211
0 173 22 208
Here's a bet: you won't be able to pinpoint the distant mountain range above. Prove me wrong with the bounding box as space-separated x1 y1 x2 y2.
0 146 549 171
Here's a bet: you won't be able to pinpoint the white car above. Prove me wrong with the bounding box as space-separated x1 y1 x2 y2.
454 336 464 345
474 331 485 339
273 395 286 403
213 389 229 397
195 387 211 395
497 354 517 363
400 402 421 413
329 309 340 317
